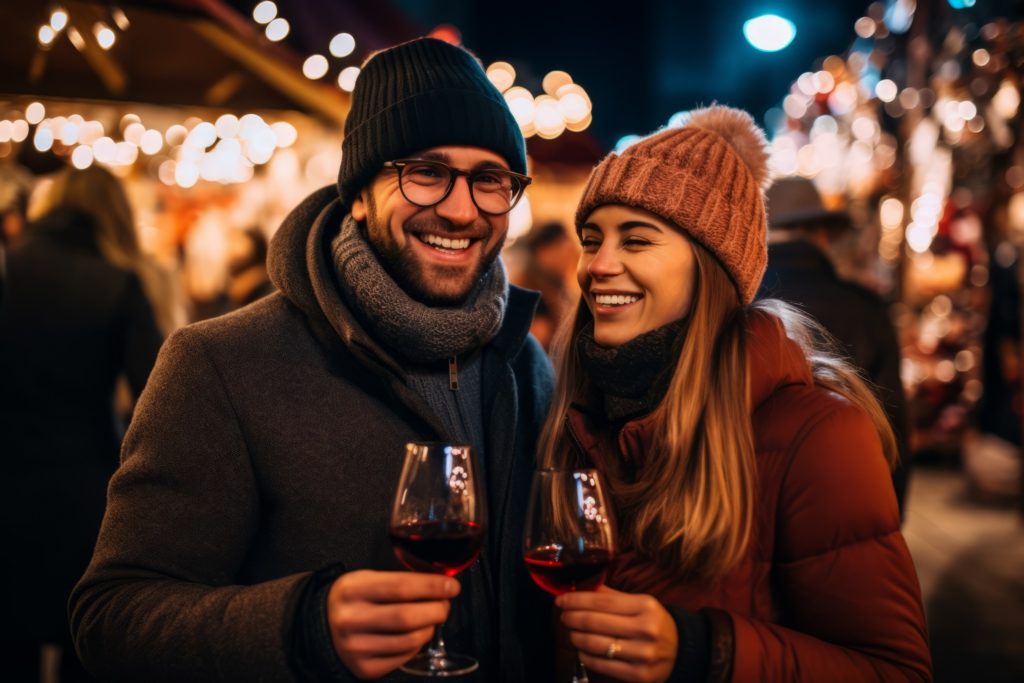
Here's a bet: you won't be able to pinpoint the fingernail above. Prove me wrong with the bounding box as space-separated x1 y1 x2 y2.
554 596 564 608
446 579 459 595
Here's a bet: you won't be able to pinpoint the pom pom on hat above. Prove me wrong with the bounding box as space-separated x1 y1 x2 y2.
686 106 771 191
575 104 771 303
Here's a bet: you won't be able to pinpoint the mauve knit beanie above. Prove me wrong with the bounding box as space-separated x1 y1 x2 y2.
337 38 527 206
575 105 771 304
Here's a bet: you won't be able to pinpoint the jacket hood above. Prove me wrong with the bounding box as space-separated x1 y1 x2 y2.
267 185 341 333
745 308 813 411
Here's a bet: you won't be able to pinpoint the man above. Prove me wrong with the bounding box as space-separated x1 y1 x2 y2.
70 38 554 681
758 177 911 516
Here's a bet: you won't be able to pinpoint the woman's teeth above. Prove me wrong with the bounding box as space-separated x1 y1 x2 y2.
420 234 471 250
595 294 640 306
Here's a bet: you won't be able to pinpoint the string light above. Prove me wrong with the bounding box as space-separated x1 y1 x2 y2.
253 1 277 24
265 17 289 42
303 55 329 80
25 102 45 124
38 25 57 47
50 7 69 32
488 63 592 138
329 32 355 58
94 22 116 50
338 67 360 92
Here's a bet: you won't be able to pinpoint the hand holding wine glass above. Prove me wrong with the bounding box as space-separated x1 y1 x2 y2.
523 468 617 683
388 442 486 677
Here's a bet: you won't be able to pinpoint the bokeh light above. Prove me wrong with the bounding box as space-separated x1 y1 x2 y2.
743 15 796 52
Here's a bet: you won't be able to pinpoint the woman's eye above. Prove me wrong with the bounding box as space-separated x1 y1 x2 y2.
580 238 601 250
624 238 650 248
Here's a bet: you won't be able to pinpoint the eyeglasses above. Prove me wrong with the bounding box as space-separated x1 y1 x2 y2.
383 159 532 216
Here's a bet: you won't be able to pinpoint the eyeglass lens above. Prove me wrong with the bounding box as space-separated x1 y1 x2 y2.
399 161 521 214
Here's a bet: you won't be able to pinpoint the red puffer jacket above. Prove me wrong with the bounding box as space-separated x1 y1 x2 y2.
567 311 932 682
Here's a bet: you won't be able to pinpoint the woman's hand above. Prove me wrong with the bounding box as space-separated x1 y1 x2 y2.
556 585 678 683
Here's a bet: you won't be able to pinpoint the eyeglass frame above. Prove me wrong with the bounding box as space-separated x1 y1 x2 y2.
382 159 532 216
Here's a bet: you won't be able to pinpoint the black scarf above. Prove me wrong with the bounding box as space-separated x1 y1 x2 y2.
577 318 688 422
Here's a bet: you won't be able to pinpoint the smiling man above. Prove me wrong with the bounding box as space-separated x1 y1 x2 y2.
70 38 553 682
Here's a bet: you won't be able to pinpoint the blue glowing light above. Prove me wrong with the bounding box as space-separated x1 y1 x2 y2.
947 0 976 8
743 15 796 52
614 134 642 153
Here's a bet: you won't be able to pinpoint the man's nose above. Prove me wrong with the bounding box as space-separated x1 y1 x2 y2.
434 176 479 226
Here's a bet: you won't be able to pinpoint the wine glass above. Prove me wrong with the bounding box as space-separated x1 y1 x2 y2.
389 442 486 677
523 468 617 683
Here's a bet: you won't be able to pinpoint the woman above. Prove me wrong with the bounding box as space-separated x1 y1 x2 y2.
540 106 932 682
34 165 185 334
0 165 166 681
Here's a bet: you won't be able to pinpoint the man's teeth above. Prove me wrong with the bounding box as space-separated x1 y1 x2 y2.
421 234 470 250
595 294 640 306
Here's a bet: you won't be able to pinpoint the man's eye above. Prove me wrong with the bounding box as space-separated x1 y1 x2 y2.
407 164 443 178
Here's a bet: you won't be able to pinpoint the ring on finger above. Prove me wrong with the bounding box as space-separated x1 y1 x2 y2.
605 638 622 660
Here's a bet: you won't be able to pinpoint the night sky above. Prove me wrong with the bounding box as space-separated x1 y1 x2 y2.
228 0 1019 150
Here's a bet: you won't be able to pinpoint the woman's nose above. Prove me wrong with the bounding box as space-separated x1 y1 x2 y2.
586 242 623 278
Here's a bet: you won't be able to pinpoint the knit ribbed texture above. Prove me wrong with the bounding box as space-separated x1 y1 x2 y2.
575 106 769 303
338 38 526 205
330 214 508 363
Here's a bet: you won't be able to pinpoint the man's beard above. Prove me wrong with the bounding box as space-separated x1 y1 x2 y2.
364 196 502 306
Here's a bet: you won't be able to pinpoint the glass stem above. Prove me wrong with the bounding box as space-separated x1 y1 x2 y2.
573 651 589 683
426 624 447 669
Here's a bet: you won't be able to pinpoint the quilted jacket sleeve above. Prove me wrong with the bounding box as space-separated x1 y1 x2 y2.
69 327 312 682
727 400 932 683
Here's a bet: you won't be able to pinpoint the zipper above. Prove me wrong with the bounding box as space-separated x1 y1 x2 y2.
448 355 459 391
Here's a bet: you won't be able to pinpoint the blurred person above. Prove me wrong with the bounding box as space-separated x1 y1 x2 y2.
540 107 931 682
0 163 33 303
0 165 165 682
517 221 579 348
188 226 275 321
70 38 553 682
33 165 185 335
225 226 275 308
758 177 911 517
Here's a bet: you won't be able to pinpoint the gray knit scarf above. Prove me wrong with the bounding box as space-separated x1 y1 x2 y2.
331 214 508 363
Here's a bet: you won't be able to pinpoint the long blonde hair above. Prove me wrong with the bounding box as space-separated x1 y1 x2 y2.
537 243 897 579
37 166 182 333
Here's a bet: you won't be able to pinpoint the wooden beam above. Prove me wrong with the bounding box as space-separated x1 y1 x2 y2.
190 19 349 127
66 7 127 95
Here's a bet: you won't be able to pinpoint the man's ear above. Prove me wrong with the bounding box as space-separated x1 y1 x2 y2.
350 190 367 221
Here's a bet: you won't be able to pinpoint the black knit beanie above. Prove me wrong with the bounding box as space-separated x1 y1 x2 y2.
337 38 527 206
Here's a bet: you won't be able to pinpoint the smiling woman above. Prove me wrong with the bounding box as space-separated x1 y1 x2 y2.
536 105 932 683
577 206 697 347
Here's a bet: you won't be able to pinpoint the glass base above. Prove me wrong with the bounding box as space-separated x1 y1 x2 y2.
400 651 479 677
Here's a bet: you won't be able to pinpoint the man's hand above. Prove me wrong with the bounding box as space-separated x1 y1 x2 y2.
327 570 459 679
557 585 678 683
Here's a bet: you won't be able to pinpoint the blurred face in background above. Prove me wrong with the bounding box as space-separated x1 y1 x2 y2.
351 145 511 305
577 205 696 347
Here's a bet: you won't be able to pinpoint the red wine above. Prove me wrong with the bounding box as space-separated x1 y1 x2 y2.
389 520 485 577
524 546 613 595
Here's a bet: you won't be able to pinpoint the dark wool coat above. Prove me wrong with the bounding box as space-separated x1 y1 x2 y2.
70 187 555 682
568 311 932 682
0 208 162 644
